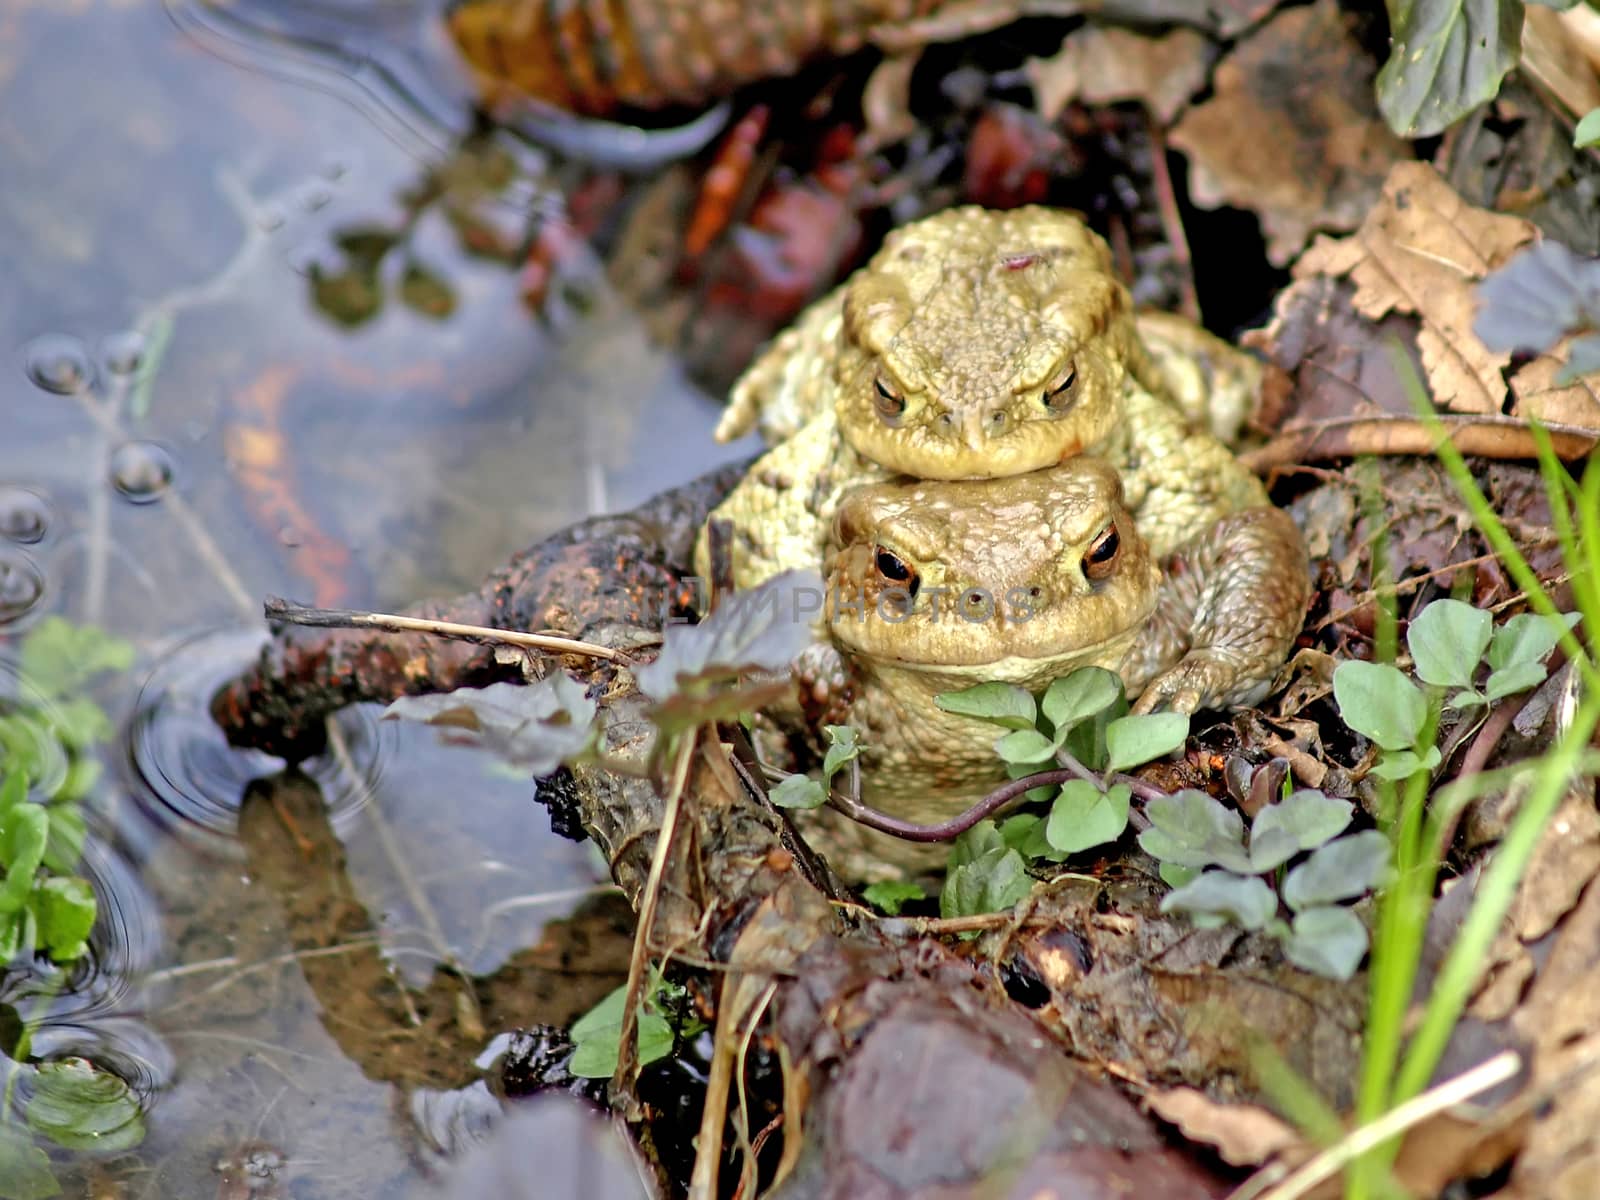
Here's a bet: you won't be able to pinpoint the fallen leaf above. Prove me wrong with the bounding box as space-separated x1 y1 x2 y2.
1521 4 1600 124
1170 0 1409 266
1503 855 1600 1198
1145 1087 1301 1167
1027 25 1213 124
1508 346 1600 432
1291 161 1600 440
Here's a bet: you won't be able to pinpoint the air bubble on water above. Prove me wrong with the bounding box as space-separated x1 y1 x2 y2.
0 548 46 626
23 333 96 395
296 181 334 212
0 486 52 544
101 329 147 377
284 241 339 277
109 442 175 504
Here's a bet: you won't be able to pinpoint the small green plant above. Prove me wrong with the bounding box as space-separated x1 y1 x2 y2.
860 879 925 915
1141 788 1390 980
767 725 860 811
568 970 705 1079
1576 105 1600 150
932 667 1190 921
0 617 131 963
1333 598 1576 786
1 617 143 1200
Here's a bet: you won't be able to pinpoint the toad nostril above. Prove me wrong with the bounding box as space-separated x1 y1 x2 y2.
987 409 1009 433
936 412 958 436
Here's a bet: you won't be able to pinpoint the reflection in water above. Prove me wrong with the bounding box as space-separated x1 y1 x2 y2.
128 630 390 844
162 0 473 161
2 0 752 1192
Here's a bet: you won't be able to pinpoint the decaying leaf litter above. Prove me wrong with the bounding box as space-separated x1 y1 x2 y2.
208 2 1600 1197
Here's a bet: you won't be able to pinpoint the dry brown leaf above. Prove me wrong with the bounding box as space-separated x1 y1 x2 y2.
1294 161 1600 434
1145 1087 1300 1167
1521 4 1600 120
1503 861 1600 1199
1561 3 1600 76
1026 25 1213 124
1294 162 1534 416
859 52 919 149
1508 344 1600 434
1169 0 1408 266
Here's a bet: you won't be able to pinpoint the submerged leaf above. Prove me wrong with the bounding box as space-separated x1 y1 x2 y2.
35 876 96 963
25 1058 146 1152
0 1123 60 1200
383 674 596 775
18 618 135 701
0 804 49 915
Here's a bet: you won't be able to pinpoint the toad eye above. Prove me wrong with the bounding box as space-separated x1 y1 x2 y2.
1082 523 1121 581
1043 364 1078 412
873 375 906 422
874 546 920 597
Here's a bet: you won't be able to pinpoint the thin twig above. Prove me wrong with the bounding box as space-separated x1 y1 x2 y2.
263 597 630 662
1145 113 1199 323
612 730 698 1108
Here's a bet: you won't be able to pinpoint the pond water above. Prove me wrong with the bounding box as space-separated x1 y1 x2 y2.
0 1 754 1193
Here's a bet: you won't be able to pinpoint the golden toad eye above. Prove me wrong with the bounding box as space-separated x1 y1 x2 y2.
873 375 906 421
1083 523 1120 581
1043 364 1078 411
874 546 920 597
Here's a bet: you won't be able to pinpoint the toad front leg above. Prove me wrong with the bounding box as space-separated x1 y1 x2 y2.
1122 506 1310 714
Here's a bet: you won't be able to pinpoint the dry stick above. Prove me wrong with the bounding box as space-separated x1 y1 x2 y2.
689 974 779 1200
1145 113 1200 324
1242 413 1598 472
612 729 698 1111
262 597 631 662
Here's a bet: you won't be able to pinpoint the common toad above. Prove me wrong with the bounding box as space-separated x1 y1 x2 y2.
701 205 1305 715
793 457 1307 877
